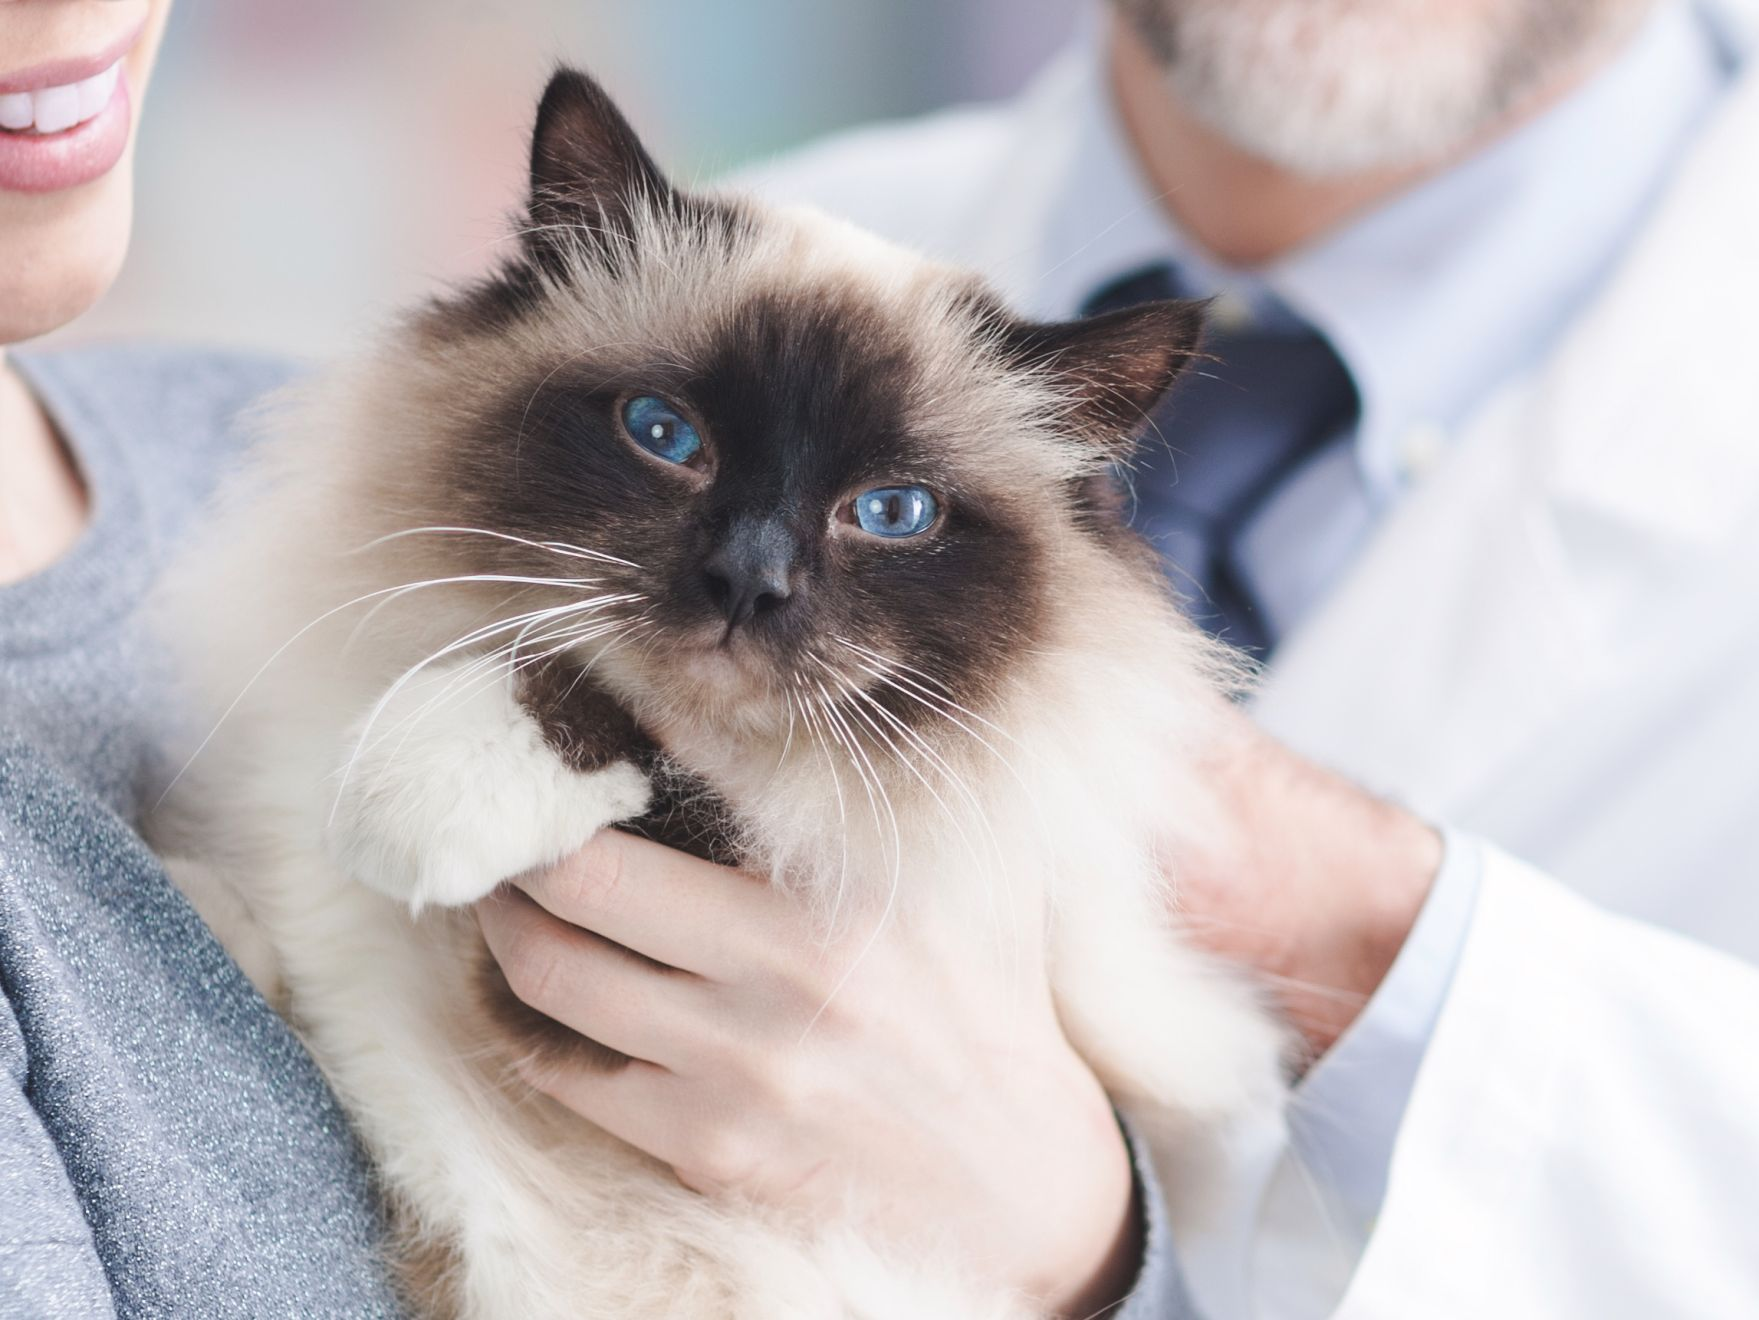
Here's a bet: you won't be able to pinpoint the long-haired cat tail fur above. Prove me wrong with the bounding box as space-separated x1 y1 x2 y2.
151 67 1286 1320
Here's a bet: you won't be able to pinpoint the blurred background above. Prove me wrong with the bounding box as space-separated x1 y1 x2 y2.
49 0 1080 357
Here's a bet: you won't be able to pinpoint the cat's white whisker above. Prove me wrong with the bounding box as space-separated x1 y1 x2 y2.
332 596 648 818
851 653 1060 887
156 574 619 808
824 660 1026 985
357 525 642 570
816 659 988 821
797 675 906 1047
339 613 587 799
832 636 1034 755
345 613 656 830
813 683 904 875
811 677 898 878
770 682 798 781
556 608 656 705
842 655 1039 809
363 603 650 767
388 609 642 750
565 611 659 688
812 656 1015 964
790 688 850 928
346 573 634 655
341 575 617 655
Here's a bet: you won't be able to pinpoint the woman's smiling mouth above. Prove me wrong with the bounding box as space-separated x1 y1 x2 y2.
0 22 142 194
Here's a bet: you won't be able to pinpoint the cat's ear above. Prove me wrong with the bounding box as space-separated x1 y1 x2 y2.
1002 299 1207 453
523 67 674 275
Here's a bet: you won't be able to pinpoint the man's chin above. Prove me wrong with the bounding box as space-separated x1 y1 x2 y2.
1133 0 1651 178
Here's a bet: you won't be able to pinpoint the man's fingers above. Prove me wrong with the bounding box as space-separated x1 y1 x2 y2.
476 886 701 1065
514 829 771 978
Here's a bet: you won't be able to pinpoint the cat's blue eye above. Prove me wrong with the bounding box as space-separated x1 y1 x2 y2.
622 395 702 466
852 485 939 538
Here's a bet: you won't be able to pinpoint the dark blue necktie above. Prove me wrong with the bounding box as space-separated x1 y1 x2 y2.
1083 264 1360 658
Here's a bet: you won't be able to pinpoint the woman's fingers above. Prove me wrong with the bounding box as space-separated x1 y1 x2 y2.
513 829 771 979
475 885 701 1066
518 1054 754 1193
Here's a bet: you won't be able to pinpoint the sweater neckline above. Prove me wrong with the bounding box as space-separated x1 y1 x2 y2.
0 351 152 659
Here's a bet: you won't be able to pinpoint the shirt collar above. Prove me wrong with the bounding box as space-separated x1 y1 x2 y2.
1026 1 1735 500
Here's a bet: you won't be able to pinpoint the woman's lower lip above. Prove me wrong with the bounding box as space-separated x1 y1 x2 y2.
0 70 131 195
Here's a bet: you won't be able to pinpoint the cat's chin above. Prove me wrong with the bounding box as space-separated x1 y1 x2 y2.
604 637 792 734
674 644 769 693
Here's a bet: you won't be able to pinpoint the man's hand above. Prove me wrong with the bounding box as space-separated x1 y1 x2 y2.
1173 714 1445 1060
475 830 1141 1316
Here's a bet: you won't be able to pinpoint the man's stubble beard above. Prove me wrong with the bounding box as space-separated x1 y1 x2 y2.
1114 0 1655 177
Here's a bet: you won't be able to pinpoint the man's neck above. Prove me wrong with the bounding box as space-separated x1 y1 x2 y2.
0 349 89 586
1107 16 1611 268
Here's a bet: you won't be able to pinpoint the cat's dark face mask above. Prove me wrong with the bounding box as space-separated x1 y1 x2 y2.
420 68 1203 734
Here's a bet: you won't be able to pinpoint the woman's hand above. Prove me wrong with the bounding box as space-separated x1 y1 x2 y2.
475 830 1141 1315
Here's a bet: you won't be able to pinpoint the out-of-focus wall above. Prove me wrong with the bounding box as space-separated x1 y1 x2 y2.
54 0 1080 357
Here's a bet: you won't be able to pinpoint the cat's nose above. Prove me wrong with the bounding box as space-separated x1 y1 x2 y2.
702 517 799 629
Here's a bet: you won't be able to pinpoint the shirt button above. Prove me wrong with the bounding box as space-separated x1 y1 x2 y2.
1398 420 1448 482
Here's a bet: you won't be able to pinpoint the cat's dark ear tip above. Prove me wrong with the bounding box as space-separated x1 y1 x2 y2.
532 65 610 151
525 62 670 220
1135 295 1210 352
520 62 672 273
537 65 605 116
995 293 1211 449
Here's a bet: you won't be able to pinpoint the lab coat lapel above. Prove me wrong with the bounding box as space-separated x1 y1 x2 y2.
1251 55 1759 820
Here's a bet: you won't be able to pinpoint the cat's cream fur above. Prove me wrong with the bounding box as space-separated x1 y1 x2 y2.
153 72 1285 1320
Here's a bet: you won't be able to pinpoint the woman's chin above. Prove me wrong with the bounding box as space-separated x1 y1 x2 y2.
0 165 134 344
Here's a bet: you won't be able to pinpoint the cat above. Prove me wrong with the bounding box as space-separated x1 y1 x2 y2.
152 67 1285 1319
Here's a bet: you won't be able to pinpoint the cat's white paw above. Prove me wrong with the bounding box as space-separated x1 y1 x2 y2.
326 657 651 911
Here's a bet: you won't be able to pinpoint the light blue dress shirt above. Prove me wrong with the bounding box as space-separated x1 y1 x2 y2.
1029 2 1734 1313
1052 1 1733 645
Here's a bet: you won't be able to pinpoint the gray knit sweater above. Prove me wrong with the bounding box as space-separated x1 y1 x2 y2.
0 347 400 1318
0 345 1192 1320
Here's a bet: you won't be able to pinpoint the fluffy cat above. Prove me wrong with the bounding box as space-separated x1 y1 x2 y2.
153 68 1284 1319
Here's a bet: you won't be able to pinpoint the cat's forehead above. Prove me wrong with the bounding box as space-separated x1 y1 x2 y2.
761 202 932 293
527 197 951 351
511 198 1076 481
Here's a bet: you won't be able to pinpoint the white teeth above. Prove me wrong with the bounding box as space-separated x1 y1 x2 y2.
0 59 121 135
77 64 119 120
32 85 80 134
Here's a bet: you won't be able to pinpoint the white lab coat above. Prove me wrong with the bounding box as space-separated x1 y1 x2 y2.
740 3 1759 1314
